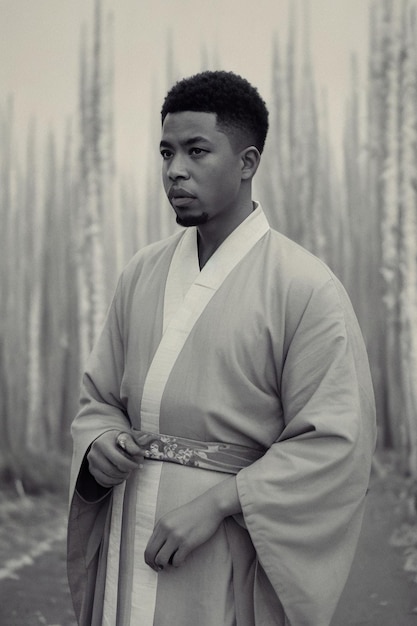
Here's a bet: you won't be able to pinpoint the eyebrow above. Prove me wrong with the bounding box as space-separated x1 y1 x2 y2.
160 136 212 149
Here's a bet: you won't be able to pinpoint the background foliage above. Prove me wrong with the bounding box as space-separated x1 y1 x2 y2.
1 0 417 491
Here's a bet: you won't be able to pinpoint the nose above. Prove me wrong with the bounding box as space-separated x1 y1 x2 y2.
166 153 189 181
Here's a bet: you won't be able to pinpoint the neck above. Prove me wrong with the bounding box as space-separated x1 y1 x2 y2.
197 198 254 269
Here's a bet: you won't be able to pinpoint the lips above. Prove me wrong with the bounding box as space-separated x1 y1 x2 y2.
168 187 195 200
172 197 195 208
168 187 196 208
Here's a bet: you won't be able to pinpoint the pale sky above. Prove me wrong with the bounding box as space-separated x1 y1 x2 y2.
0 0 370 177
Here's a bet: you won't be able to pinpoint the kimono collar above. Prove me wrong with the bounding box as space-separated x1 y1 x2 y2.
141 201 270 432
163 202 270 330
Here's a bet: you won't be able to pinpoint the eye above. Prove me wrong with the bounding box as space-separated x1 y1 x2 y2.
160 149 173 160
189 147 206 156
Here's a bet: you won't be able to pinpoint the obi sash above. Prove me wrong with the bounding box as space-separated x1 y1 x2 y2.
132 429 265 474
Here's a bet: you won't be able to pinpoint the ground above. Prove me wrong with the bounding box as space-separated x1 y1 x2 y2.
0 464 416 626
332 473 417 626
0 491 76 626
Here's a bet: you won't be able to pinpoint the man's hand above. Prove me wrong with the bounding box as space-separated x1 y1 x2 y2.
144 476 241 571
87 430 145 488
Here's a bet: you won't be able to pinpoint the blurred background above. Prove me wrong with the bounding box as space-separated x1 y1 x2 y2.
1 0 417 622
1 0 416 488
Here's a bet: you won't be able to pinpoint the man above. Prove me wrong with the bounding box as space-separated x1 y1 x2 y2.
68 71 376 626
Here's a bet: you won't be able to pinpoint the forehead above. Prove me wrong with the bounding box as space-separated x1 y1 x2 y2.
161 111 227 144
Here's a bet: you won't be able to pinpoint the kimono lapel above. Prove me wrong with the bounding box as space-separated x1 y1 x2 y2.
140 203 270 433
162 223 200 333
105 205 271 625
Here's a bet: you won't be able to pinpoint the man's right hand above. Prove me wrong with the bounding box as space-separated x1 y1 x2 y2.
87 430 145 488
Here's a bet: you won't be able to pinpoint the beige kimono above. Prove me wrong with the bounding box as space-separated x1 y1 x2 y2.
68 205 376 625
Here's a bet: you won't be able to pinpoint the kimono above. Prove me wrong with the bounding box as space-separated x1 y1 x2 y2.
68 204 376 626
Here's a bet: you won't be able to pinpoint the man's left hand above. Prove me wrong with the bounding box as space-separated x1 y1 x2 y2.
144 476 240 571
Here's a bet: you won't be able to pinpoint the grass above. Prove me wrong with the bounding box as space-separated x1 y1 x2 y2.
0 448 70 497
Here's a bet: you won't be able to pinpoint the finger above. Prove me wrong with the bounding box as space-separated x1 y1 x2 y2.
89 459 127 483
152 539 179 570
116 432 146 459
144 536 168 571
132 432 156 448
113 450 143 472
170 545 189 568
89 446 139 474
88 448 137 482
168 549 179 567
93 468 126 488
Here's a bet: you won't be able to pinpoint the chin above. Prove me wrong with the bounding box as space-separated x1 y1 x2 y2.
176 212 209 227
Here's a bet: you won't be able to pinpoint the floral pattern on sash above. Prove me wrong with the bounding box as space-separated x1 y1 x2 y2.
131 430 265 475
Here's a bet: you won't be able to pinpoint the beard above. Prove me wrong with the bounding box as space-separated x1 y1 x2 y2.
176 212 209 227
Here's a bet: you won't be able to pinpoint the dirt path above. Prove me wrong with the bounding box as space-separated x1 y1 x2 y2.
0 492 75 626
332 479 417 625
0 474 416 626
0 546 76 626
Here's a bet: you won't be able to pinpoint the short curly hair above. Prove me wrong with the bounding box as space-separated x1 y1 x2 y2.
161 71 269 153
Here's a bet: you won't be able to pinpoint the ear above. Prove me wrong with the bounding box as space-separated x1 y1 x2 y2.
240 146 261 180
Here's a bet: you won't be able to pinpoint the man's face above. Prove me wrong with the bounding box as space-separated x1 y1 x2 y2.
160 111 244 228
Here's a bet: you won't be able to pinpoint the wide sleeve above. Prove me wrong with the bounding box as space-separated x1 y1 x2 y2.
236 277 377 626
69 274 131 502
